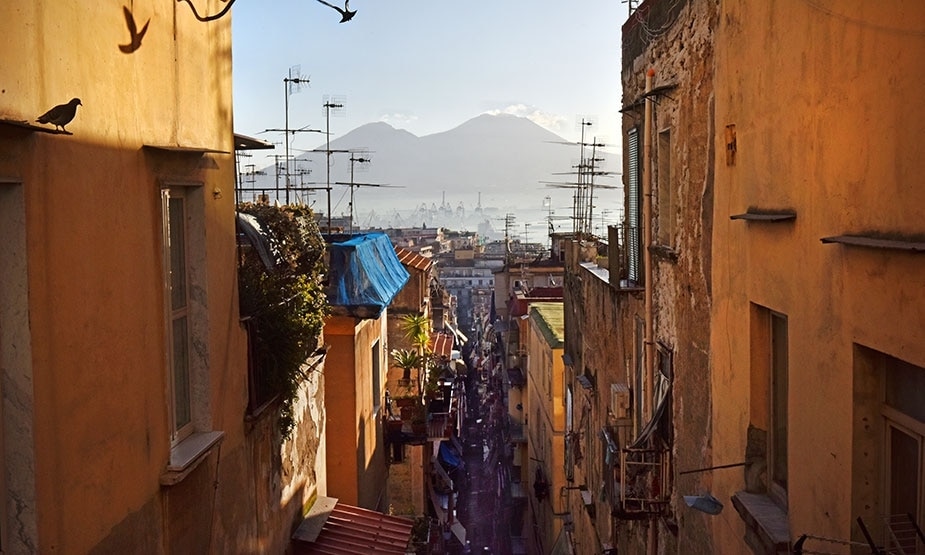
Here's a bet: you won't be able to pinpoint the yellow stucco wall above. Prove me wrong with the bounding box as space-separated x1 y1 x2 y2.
0 3 326 553
710 1 925 551
324 313 389 510
525 303 567 553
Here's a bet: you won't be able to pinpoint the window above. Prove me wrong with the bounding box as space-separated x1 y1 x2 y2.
656 343 674 447
657 128 674 246
883 356 925 552
626 127 642 283
372 340 381 413
735 306 790 550
161 186 211 447
749 304 788 504
634 317 645 430
165 191 192 439
769 312 788 497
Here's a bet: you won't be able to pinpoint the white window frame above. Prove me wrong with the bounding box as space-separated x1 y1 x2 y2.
160 184 210 448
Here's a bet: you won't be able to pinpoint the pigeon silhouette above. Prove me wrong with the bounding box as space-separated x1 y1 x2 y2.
37 98 82 132
119 6 149 53
316 0 356 23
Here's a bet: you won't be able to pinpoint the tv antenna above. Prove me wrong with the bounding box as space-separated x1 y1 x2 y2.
334 153 403 233
544 117 616 236
280 65 311 204
321 95 346 230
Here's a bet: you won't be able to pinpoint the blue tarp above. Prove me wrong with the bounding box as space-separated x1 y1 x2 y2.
438 441 462 471
327 232 410 318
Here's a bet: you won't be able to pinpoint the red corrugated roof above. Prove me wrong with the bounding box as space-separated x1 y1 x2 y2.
293 501 413 555
394 246 433 272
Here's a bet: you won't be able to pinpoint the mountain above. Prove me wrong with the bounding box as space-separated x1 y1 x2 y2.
246 114 621 227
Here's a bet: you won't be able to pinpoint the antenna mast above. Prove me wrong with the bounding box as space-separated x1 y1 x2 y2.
323 95 346 230
283 65 309 204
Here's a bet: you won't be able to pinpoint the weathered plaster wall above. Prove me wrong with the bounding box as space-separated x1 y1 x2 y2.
621 0 718 552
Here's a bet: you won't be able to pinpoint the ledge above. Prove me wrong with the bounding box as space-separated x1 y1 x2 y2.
732 491 790 555
730 211 796 222
820 234 925 252
0 118 70 134
142 144 229 155
160 431 224 486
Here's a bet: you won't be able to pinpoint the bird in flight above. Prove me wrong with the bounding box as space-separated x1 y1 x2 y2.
315 0 356 23
37 98 82 132
119 6 149 54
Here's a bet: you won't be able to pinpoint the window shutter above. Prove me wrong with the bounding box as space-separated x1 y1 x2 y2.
627 127 642 283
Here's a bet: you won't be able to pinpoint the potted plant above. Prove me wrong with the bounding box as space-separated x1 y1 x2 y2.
391 348 422 383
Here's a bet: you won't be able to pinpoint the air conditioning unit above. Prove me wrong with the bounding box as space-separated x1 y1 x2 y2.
610 383 631 420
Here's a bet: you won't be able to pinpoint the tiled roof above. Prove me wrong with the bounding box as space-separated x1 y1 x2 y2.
292 498 413 554
394 246 433 272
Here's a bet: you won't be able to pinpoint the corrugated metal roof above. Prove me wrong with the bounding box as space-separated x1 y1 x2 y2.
292 500 413 555
394 246 433 272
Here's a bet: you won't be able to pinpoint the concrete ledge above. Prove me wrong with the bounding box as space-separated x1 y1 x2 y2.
160 431 224 486
732 491 790 555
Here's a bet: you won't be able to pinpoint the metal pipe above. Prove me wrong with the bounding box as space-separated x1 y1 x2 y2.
643 66 657 555
678 462 746 475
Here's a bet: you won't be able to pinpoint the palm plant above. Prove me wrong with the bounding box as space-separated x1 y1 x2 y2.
391 348 422 382
399 313 431 355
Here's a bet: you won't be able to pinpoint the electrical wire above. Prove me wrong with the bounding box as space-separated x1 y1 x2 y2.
177 0 237 22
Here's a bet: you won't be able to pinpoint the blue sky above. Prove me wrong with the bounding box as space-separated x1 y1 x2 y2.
232 1 626 153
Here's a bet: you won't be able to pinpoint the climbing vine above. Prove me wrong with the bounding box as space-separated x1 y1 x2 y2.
237 202 328 438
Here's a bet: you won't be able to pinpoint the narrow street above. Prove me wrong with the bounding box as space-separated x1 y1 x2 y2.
452 362 513 554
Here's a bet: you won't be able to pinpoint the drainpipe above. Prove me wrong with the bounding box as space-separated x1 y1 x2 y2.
643 67 657 555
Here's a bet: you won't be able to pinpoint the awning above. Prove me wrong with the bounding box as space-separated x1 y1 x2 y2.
292 496 413 554
429 332 454 358
445 322 468 345
550 525 575 555
236 212 276 270
629 382 672 450
233 132 275 151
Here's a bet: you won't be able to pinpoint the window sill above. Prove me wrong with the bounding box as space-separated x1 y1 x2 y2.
731 491 790 555
160 431 224 486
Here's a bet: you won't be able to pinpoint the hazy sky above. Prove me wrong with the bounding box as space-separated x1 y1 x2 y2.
232 1 626 153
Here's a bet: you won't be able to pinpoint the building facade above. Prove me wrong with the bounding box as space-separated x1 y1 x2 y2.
0 3 327 552
524 302 568 554
607 1 720 552
709 2 925 554
323 233 410 511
